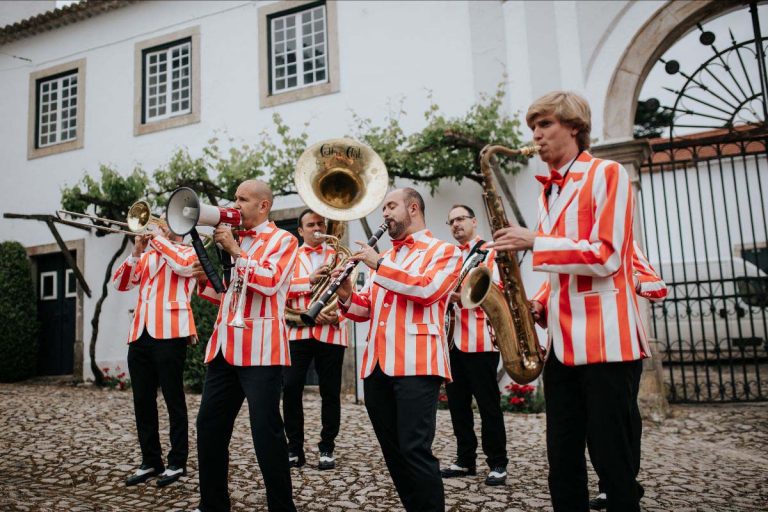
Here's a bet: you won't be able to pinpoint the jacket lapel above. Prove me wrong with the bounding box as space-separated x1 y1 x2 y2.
148 251 165 279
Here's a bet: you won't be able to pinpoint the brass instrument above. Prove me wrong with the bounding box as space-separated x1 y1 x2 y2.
445 248 488 349
460 144 544 384
229 254 251 328
284 220 356 326
293 138 389 326
58 200 212 247
57 200 164 236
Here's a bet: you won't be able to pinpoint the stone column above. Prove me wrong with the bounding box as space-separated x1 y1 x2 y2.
592 138 669 421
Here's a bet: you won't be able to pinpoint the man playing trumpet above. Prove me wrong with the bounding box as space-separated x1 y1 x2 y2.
333 187 462 512
283 209 347 470
112 220 197 488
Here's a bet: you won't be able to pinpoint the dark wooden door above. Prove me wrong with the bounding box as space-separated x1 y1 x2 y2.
36 252 76 375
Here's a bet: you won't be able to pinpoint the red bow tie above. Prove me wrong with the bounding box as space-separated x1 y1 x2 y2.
459 241 474 251
237 229 258 238
392 236 415 252
302 245 323 254
536 169 566 194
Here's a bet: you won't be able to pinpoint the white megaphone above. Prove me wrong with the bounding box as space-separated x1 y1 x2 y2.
166 187 241 235
166 187 242 294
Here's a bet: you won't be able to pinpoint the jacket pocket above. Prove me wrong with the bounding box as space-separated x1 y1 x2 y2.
406 323 441 336
165 301 189 310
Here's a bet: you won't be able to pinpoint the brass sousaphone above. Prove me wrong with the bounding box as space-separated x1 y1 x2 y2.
286 138 389 326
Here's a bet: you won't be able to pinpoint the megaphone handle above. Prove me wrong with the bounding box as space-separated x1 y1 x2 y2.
190 229 225 293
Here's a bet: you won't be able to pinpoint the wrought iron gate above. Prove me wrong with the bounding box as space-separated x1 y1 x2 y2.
639 131 768 403
637 1 768 403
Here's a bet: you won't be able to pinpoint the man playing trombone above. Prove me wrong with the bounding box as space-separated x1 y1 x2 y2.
112 221 198 488
333 187 462 512
283 209 347 470
192 179 298 512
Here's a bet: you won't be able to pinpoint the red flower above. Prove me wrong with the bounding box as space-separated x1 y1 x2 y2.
117 373 126 379
510 397 525 405
102 367 110 373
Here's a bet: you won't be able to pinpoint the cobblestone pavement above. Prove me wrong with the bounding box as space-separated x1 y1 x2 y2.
0 381 766 512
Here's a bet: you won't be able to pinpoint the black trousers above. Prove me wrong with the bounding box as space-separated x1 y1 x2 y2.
282 338 345 454
445 348 508 468
126 330 188 469
544 355 642 512
590 361 644 497
364 365 444 512
196 354 296 512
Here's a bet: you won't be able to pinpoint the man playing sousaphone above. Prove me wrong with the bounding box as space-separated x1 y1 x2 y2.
282 208 348 470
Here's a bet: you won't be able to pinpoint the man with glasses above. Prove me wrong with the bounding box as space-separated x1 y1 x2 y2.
440 205 508 486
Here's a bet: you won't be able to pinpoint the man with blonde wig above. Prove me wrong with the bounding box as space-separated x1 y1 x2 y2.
489 91 649 512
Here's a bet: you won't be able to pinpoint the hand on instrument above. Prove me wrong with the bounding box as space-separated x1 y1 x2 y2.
310 264 331 285
529 300 546 328
350 241 381 270
486 225 536 252
449 291 462 305
214 225 240 257
132 233 153 257
315 309 339 325
191 262 208 285
330 266 353 303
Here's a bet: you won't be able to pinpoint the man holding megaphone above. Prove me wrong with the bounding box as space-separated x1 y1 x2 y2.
188 179 299 512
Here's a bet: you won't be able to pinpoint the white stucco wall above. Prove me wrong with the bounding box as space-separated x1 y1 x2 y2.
0 0 675 380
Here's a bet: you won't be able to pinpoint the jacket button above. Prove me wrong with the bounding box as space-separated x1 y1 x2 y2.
379 321 385 326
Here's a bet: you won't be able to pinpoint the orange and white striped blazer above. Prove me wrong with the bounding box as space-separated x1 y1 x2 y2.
287 243 348 346
530 152 648 366
631 241 668 302
341 229 462 380
112 236 198 343
198 221 298 366
533 240 668 323
452 236 501 353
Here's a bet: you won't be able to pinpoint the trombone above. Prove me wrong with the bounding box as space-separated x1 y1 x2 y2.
57 200 165 236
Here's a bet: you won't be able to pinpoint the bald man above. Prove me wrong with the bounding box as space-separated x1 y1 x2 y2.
192 180 299 512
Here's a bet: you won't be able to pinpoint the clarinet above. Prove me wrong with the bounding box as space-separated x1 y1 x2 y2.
300 222 388 326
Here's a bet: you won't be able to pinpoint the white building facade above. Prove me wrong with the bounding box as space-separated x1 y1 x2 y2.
0 1 743 395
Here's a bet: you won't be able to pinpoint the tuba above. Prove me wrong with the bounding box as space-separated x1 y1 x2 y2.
293 138 389 326
284 219 355 326
460 144 544 384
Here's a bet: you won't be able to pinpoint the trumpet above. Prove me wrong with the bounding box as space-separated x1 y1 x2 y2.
228 254 251 328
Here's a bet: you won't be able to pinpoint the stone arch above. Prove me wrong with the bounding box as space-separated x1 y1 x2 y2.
602 0 750 141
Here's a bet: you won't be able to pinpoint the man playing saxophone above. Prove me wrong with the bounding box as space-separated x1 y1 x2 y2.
192 179 298 512
333 187 462 512
489 91 648 512
440 204 508 486
283 208 347 470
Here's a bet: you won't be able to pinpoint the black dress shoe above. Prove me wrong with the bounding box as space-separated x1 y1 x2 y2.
440 461 477 478
318 451 335 470
157 465 186 487
288 451 306 468
125 464 163 486
484 466 507 486
589 493 608 511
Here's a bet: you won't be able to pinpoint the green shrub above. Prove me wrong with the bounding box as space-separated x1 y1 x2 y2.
184 292 218 393
0 241 39 382
183 245 222 393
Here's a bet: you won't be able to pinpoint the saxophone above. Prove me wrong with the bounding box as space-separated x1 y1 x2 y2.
460 144 544 384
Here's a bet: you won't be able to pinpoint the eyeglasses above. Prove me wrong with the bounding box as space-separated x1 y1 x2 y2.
446 215 473 226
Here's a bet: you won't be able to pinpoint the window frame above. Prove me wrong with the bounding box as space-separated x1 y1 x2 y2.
65 269 78 298
27 59 86 159
134 26 200 136
259 0 340 108
40 271 58 301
